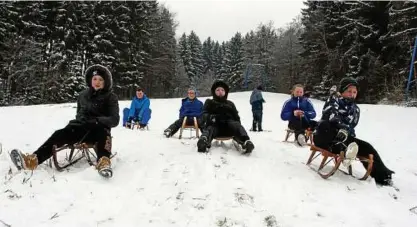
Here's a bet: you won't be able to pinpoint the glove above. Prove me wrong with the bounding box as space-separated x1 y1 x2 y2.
335 128 348 142
209 114 217 124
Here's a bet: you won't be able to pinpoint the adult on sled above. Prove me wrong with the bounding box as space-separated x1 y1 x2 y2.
163 87 203 138
197 80 254 154
249 85 265 132
280 84 317 146
123 87 151 129
10 64 120 178
313 77 394 186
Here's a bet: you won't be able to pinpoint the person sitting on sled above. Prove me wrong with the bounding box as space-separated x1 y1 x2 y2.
197 80 254 154
280 84 317 146
10 64 120 178
123 87 151 129
313 77 395 186
163 87 203 138
250 85 266 132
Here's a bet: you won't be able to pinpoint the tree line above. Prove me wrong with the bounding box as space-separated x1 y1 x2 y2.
0 1 416 106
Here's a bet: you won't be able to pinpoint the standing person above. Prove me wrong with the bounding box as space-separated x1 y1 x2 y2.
313 77 395 186
250 85 265 131
197 80 254 154
163 87 203 138
9 64 120 178
280 84 317 146
123 87 151 129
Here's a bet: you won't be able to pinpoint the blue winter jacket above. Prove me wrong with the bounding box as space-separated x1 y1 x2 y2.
128 94 150 120
179 97 203 118
280 96 316 122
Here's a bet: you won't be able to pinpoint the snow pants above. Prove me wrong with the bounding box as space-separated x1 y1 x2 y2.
202 120 250 145
33 123 111 164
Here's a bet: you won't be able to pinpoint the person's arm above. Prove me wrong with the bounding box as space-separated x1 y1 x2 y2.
304 99 316 120
138 98 150 120
280 99 293 121
97 93 120 128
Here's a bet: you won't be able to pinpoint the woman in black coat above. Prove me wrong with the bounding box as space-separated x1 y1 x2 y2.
10 64 120 178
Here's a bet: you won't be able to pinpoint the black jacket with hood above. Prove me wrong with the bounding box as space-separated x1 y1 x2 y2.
69 64 120 129
202 80 240 126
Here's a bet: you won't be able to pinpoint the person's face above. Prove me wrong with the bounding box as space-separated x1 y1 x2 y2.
293 87 304 97
136 90 144 99
91 75 105 90
188 90 196 99
215 87 225 97
341 86 358 100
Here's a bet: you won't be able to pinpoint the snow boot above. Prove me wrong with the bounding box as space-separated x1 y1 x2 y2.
10 149 38 171
242 140 254 155
342 142 358 167
296 133 307 147
163 129 172 138
197 136 209 152
97 156 113 178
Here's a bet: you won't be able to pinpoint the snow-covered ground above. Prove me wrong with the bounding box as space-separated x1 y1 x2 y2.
0 91 416 227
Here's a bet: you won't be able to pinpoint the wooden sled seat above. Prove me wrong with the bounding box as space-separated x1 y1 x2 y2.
178 116 200 139
49 138 116 172
306 144 373 180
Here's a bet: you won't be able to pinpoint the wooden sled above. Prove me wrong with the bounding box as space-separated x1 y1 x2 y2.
283 128 313 143
306 144 374 180
212 137 241 151
49 139 117 172
178 116 200 139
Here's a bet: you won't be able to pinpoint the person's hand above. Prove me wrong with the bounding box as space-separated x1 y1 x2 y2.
335 129 348 142
293 110 304 117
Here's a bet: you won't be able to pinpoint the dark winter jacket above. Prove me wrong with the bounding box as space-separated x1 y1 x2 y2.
250 88 265 111
128 94 150 121
202 81 240 126
320 94 360 137
69 65 120 129
179 97 203 118
280 96 316 122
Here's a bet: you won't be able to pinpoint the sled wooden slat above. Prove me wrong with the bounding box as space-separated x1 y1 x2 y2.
179 117 199 139
49 138 116 172
306 144 373 180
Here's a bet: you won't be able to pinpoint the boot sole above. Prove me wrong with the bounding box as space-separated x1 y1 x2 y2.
99 167 113 178
10 149 24 170
197 139 208 152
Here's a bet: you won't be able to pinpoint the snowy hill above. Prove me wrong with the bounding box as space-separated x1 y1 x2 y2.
1 92 417 227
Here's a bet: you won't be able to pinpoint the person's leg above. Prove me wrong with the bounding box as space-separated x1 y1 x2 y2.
83 125 113 177
313 120 339 152
226 120 254 153
197 125 218 152
164 118 184 137
122 108 130 127
11 124 87 170
251 111 257 131
257 111 263 131
352 137 394 185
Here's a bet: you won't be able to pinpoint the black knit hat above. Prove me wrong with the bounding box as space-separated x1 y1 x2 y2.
339 77 358 93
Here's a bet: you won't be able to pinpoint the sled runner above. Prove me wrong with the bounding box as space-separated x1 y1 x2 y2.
178 116 200 139
306 144 373 180
49 138 117 172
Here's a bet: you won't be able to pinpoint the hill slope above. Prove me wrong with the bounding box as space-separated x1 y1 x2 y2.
0 92 416 227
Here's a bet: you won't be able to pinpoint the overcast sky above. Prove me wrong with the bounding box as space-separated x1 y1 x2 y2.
160 0 306 42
